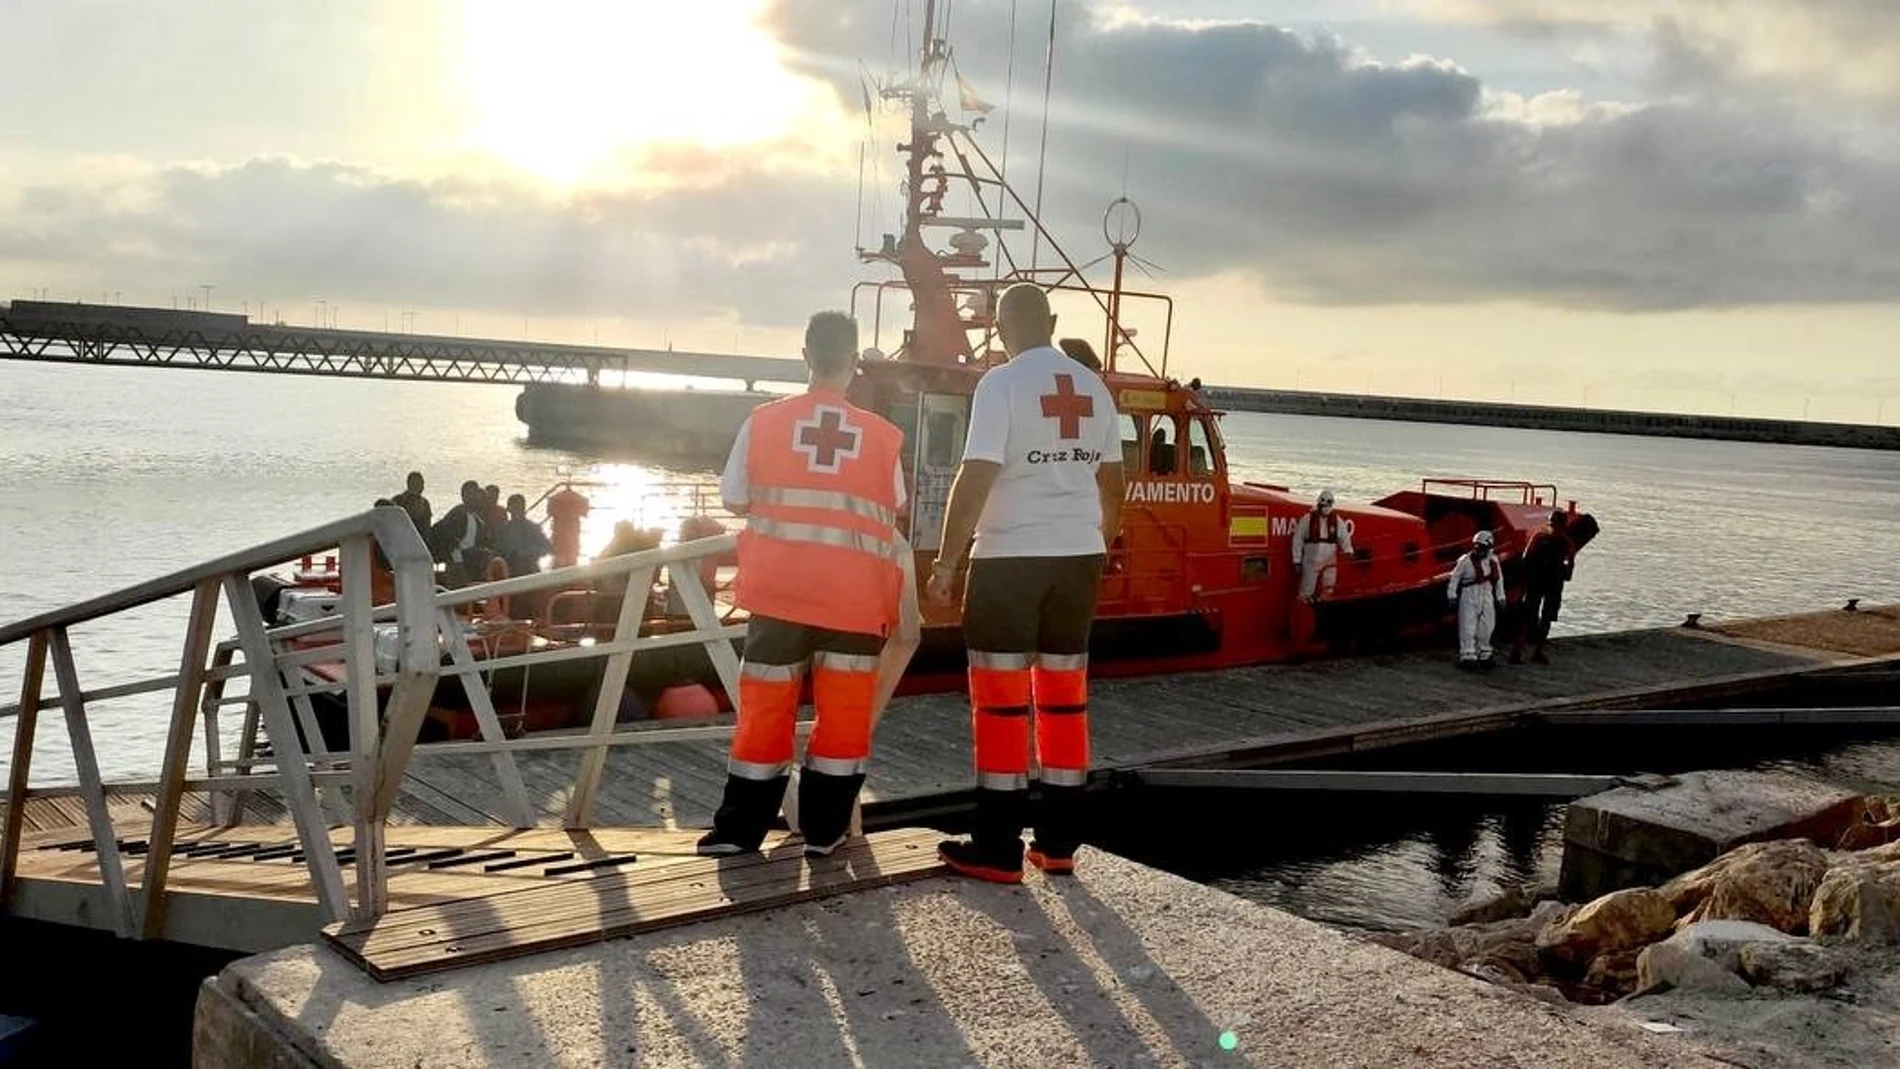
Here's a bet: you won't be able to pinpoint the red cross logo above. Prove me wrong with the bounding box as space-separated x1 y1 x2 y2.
793 405 862 473
1040 373 1095 441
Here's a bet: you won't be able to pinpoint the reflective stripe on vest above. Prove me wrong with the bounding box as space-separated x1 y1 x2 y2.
748 515 898 561
753 486 897 528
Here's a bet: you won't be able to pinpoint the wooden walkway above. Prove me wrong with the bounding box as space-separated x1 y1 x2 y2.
6 816 940 967
4 607 1897 965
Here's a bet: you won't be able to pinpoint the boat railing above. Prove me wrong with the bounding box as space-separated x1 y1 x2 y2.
0 506 752 935
1420 478 1561 506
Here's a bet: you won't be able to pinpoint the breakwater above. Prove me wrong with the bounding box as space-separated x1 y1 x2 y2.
1199 387 1900 451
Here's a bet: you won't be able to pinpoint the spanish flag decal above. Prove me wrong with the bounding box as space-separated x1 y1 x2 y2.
1229 512 1269 546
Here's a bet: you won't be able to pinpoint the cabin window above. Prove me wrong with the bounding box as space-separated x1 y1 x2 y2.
1119 413 1143 469
1187 417 1216 478
1148 416 1180 476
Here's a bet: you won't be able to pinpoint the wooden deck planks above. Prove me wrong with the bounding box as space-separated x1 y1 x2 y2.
323 826 946 981
380 622 1858 829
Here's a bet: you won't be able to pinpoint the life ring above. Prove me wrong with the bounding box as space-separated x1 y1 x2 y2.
482 557 511 620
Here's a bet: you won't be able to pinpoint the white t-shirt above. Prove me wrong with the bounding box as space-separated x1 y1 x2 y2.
722 412 907 513
961 345 1122 559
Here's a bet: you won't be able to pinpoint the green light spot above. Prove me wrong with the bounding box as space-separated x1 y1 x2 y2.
1219 1031 1239 1051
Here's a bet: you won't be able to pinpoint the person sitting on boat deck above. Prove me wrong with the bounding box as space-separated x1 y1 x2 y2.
546 483 591 569
1511 509 1576 665
391 471 431 537
1292 489 1354 604
1188 376 1202 391
697 310 907 860
428 480 492 586
495 493 554 578
927 282 1125 883
1448 530 1508 669
481 484 509 533
1058 337 1102 371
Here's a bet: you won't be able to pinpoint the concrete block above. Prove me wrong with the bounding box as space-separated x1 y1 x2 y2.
1560 771 1860 901
196 850 1726 1069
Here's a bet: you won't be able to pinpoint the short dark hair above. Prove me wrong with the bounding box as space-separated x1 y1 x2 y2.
803 311 858 376
508 493 527 511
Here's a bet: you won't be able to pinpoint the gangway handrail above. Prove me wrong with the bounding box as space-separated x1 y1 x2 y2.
0 508 434 648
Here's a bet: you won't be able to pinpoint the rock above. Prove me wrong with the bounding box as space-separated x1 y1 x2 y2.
1737 941 1847 993
1536 887 1676 972
1365 929 1465 969
1583 948 1642 995
1845 840 1900 865
1637 939 1753 995
1528 899 1578 930
1838 822 1889 851
1464 961 1529 986
1661 840 1830 934
1634 920 1794 994
1809 860 1900 944
1450 883 1552 927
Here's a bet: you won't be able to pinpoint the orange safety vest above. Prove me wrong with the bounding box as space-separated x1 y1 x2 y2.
734 390 904 636
1305 513 1339 544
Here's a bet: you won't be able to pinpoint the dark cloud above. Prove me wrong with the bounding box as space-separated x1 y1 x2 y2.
1432 1 1900 104
769 0 1900 310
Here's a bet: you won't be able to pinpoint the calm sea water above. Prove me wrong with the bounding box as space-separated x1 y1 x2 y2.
4 362 1900 925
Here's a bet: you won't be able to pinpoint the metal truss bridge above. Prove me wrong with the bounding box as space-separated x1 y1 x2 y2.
0 300 808 388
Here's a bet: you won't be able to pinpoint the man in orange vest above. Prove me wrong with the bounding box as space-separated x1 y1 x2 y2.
927 283 1124 882
697 312 908 858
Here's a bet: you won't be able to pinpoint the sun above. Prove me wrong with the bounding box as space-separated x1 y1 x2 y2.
460 0 819 185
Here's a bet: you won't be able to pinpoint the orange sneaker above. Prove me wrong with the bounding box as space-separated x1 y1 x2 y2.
938 840 1023 884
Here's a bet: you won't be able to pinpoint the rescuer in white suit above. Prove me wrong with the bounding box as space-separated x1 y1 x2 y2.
1292 489 1354 602
1448 530 1508 668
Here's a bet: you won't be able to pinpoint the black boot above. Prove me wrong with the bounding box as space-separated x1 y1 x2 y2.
697 773 789 856
1030 784 1088 875
797 768 866 857
939 788 1027 883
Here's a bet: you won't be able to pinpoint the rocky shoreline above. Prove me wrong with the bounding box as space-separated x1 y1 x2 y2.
1364 791 1900 1065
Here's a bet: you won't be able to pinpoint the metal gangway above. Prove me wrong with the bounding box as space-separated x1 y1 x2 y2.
0 507 761 936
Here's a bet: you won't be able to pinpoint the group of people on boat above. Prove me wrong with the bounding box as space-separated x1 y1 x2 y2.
374 471 591 587
1286 486 1578 671
698 286 1120 882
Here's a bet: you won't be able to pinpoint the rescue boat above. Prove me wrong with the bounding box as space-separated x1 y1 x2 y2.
836 0 1596 680
267 0 1595 740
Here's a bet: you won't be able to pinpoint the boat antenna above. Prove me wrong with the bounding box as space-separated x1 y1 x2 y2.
1029 0 1057 271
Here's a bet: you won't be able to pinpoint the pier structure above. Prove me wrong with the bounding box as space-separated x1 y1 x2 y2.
0 504 1896 964
7 299 1899 450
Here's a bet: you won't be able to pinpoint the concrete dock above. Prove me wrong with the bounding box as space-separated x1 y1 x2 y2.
194 848 1724 1069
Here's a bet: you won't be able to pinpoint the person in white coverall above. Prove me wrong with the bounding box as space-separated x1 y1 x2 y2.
1448 530 1508 667
1292 489 1354 602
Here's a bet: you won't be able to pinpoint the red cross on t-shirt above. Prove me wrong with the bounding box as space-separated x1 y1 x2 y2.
793 406 862 472
1039 373 1095 441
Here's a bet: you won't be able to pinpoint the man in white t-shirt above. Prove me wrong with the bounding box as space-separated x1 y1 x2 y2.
925 283 1125 883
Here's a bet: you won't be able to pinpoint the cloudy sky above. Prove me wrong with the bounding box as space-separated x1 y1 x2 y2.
4 0 1898 418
